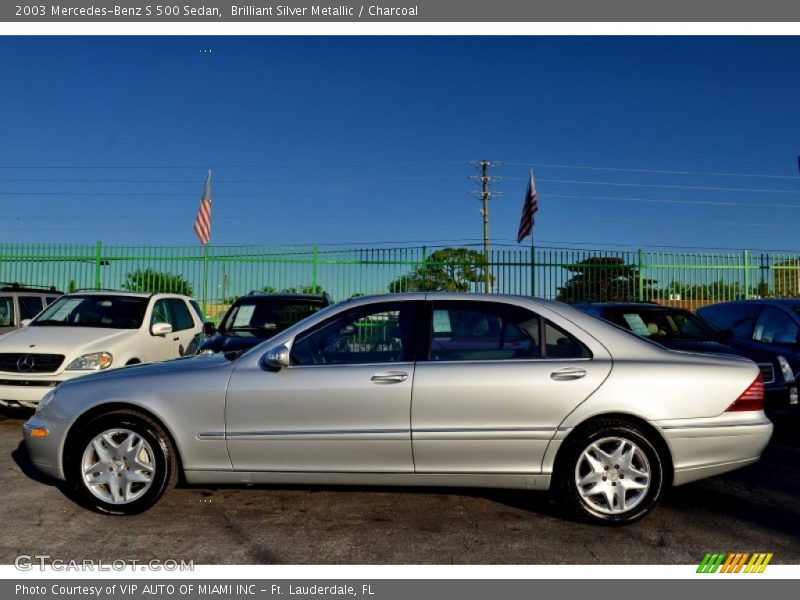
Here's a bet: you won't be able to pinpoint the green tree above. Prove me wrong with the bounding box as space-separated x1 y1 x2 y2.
556 256 656 303
388 247 493 293
122 268 193 296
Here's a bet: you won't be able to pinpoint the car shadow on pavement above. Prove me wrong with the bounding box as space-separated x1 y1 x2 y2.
11 440 60 487
0 407 34 422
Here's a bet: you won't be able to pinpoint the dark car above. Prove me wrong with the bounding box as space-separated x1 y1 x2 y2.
697 299 800 411
189 293 332 356
576 302 798 416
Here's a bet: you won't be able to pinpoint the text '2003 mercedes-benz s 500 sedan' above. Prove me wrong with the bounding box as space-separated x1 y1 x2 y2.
24 294 773 524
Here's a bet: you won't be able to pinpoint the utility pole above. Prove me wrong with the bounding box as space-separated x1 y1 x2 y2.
470 160 502 293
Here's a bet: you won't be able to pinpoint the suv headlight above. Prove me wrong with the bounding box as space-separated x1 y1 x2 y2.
777 355 795 383
66 352 113 371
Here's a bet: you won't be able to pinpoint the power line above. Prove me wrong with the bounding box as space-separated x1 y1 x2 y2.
0 176 468 184
504 161 800 181
0 161 468 170
547 193 800 210
534 178 800 195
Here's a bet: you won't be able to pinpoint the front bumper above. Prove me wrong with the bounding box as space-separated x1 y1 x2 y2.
22 414 70 481
0 371 87 408
658 416 773 486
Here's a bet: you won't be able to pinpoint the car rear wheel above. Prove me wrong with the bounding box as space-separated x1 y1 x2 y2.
554 419 665 525
65 411 176 514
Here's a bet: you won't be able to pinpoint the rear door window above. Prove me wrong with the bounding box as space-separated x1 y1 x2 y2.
428 301 542 361
166 299 196 331
698 303 761 337
752 307 799 345
0 297 14 327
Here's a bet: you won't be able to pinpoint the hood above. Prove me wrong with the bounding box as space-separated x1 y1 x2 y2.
0 325 138 355
199 332 274 354
60 352 234 386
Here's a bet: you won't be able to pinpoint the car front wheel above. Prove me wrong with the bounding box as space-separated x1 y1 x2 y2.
554 419 665 525
65 411 177 514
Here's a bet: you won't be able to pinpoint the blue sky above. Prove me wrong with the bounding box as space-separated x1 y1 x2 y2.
1 36 799 251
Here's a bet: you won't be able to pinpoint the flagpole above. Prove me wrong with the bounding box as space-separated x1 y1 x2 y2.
530 233 536 297
529 169 536 297
202 169 211 320
202 242 209 320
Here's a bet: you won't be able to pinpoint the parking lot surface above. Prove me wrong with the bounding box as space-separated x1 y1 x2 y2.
1 410 798 565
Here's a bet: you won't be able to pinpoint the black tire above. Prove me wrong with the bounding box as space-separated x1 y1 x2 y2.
553 418 665 525
64 410 177 515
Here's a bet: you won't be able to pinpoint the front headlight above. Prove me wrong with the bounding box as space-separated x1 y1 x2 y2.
35 390 56 415
777 355 795 383
66 352 113 371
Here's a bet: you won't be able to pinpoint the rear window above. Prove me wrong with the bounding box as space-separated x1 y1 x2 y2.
221 298 326 334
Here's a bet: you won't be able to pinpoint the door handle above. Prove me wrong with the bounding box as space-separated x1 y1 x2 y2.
550 367 587 381
173 336 180 341
370 371 408 384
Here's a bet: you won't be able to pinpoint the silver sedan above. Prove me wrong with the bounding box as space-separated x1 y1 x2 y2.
23 293 773 524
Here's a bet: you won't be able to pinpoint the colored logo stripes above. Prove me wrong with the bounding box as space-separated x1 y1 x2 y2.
697 552 773 573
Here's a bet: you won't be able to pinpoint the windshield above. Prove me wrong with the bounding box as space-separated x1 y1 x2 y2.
603 308 718 342
220 298 327 337
32 295 148 329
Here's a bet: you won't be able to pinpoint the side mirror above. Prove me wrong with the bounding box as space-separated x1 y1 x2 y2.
20 319 32 327
718 328 734 341
203 322 216 336
263 345 290 369
151 322 173 336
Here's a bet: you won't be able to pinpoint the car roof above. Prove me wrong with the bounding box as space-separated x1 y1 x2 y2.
700 298 800 308
574 302 684 311
64 291 191 300
238 293 329 301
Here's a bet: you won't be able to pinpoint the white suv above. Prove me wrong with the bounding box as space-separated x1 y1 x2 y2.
0 291 203 408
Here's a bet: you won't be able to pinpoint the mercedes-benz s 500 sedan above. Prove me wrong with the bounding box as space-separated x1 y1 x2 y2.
24 294 773 524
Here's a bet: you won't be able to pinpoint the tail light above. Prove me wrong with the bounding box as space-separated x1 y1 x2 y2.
726 375 765 412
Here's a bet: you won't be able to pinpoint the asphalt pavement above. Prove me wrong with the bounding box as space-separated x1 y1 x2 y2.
1 409 798 565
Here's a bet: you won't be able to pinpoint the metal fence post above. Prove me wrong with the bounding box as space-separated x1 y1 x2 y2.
421 246 427 291
312 244 319 294
94 240 103 290
743 249 750 300
530 244 536 297
637 248 644 302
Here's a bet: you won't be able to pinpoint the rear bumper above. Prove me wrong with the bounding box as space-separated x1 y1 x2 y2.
765 384 799 417
657 418 773 486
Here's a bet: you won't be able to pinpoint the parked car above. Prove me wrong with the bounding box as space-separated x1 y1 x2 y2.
576 302 798 416
24 294 772 524
188 292 332 356
0 283 62 336
697 299 800 415
0 291 203 408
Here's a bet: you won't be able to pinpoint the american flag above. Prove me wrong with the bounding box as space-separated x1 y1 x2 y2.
516 170 538 243
193 170 212 245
